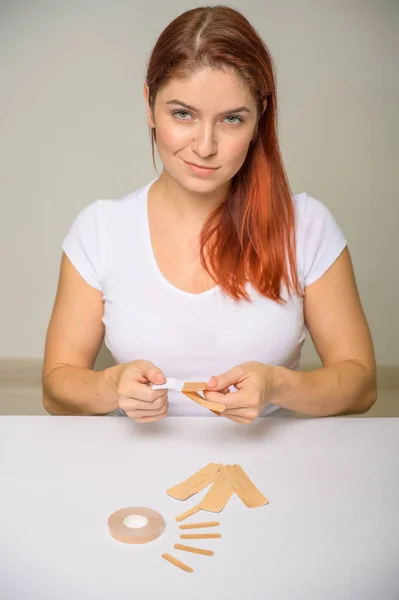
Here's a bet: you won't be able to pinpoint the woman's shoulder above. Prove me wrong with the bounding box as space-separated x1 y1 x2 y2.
64 180 153 245
292 191 346 240
292 191 333 225
291 191 347 286
82 180 152 222
61 181 153 289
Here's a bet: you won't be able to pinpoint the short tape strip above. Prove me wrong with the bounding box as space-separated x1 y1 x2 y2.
162 553 193 573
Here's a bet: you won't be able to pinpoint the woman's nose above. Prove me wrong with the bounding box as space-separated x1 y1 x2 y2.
191 123 217 158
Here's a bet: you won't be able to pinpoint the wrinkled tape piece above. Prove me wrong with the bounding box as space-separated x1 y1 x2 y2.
167 463 221 501
223 464 269 508
198 466 234 512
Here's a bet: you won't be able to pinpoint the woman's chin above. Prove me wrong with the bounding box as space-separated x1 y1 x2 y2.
171 168 230 195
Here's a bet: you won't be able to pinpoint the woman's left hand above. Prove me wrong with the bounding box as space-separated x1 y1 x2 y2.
203 361 278 424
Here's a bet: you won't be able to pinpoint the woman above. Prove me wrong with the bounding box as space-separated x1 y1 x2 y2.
42 6 377 424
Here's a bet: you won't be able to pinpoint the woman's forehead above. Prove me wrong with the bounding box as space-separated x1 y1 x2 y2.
157 68 256 111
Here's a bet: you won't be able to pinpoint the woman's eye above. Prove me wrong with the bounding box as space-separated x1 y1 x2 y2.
171 111 243 125
172 110 192 120
225 116 243 125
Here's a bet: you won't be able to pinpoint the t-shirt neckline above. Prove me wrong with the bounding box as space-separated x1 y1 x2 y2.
143 179 220 299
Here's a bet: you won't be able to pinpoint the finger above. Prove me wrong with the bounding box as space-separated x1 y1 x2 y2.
135 412 168 424
223 406 259 420
126 402 169 421
134 405 169 423
203 389 247 410
223 414 252 425
119 388 167 409
119 386 166 405
134 360 166 385
127 393 168 412
206 366 245 392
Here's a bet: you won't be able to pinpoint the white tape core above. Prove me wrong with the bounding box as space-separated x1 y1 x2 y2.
123 515 149 529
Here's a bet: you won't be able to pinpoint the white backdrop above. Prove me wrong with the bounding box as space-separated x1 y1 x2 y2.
1 0 398 365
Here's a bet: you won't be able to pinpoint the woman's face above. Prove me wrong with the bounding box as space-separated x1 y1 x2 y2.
145 68 260 194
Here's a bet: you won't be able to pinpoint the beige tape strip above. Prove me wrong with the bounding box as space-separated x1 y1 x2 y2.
179 521 220 530
198 466 234 512
210 410 222 416
180 533 221 539
162 553 193 573
224 464 269 508
182 390 226 413
174 544 214 556
175 505 200 522
183 380 223 415
167 463 221 501
181 382 207 392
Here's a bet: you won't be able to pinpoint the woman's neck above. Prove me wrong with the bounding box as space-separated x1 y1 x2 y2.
151 168 231 224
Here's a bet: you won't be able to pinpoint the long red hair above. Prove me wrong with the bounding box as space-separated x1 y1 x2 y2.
145 6 301 302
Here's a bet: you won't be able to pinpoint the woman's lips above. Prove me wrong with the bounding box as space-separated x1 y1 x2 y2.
183 160 219 176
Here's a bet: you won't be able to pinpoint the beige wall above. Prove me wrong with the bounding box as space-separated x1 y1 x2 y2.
1 0 398 365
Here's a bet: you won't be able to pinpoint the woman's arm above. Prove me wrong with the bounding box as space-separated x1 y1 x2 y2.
204 247 377 422
42 253 121 415
273 247 377 416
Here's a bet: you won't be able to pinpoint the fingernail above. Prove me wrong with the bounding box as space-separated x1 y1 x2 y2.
207 377 217 388
156 373 165 382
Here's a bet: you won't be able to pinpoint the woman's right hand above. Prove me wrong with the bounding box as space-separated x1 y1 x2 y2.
114 360 168 423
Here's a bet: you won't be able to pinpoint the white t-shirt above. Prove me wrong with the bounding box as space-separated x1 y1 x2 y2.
62 179 347 416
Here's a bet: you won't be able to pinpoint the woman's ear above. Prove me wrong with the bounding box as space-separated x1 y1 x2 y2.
144 83 155 129
251 98 267 141
261 98 267 114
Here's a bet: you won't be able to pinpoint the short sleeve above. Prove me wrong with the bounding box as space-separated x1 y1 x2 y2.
62 201 103 291
297 193 347 287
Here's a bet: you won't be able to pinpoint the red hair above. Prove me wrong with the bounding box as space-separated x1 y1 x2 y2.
145 6 301 302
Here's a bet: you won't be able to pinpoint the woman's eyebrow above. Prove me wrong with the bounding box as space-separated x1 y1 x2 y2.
165 99 251 116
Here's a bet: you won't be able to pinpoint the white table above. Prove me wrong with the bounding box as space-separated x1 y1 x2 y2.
1 416 398 600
